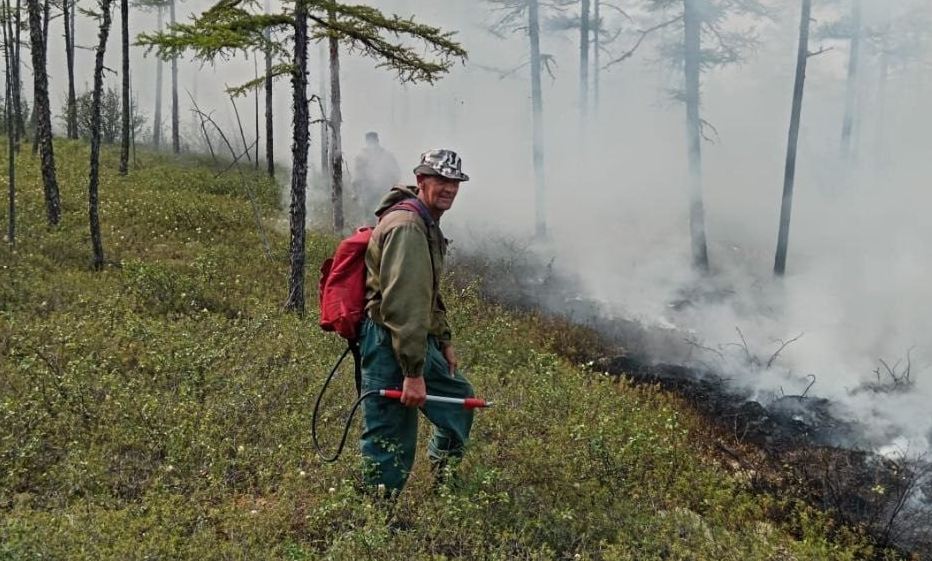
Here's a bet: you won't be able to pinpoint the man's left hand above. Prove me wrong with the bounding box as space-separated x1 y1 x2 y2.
442 345 458 377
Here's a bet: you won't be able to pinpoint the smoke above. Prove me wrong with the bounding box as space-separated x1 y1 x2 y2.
30 0 932 454
432 0 932 457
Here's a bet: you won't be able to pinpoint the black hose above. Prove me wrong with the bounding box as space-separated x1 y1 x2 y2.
312 344 381 463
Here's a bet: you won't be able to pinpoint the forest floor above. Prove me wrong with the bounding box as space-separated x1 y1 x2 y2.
0 139 902 560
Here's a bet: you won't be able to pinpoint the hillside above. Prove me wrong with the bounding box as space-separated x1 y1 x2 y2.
0 140 898 560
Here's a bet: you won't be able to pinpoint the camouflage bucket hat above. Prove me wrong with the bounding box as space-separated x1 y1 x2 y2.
413 149 470 182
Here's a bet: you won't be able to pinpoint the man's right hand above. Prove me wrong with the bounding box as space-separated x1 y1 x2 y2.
400 376 427 408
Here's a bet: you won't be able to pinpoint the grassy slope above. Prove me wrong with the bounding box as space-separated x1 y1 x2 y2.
0 140 895 560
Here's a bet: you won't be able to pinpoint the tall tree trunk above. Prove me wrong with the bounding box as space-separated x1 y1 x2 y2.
264 44 273 176
229 93 251 162
593 0 600 116
26 0 60 225
64 0 77 139
253 57 259 169
328 12 344 234
529 0 546 240
29 0 47 155
3 0 15 245
152 5 162 149
89 0 114 270
774 0 812 277
285 4 308 314
319 41 329 180
579 0 589 126
840 0 861 160
264 43 273 177
169 0 179 154
684 0 709 271
263 0 273 177
874 42 889 170
130 79 137 167
119 0 129 175
11 0 22 149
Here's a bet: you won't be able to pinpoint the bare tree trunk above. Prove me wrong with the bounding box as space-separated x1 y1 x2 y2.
774 0 812 277
593 0 600 116
197 113 216 163
169 0 179 154
579 0 589 125
264 46 273 176
319 41 329 180
130 79 137 168
3 0 15 245
264 52 273 177
684 0 709 271
119 0 129 175
840 0 861 160
63 0 77 138
30 0 48 156
189 66 197 143
89 0 114 270
228 93 251 162
70 0 76 135
253 57 259 169
152 5 162 149
263 0 273 177
285 4 308 314
26 0 60 225
329 13 344 234
529 0 546 240
874 43 889 170
11 0 22 150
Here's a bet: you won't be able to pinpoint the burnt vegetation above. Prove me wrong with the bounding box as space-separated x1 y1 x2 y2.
852 350 917 395
450 242 932 559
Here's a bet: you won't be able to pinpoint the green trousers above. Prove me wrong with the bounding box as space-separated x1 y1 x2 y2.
359 318 475 492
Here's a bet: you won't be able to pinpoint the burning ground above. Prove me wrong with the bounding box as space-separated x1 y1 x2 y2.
448 240 932 559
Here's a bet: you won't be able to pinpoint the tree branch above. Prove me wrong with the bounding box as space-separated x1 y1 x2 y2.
603 15 682 70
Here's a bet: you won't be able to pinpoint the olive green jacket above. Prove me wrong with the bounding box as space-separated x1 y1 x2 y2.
365 186 452 377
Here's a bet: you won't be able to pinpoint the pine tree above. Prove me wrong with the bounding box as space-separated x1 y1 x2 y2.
263 0 272 177
327 9 343 234
132 0 170 148
26 0 60 225
484 0 553 239
641 0 769 271
775 0 814 277
89 0 115 269
169 0 178 153
138 0 467 314
2 0 15 244
119 0 129 174
61 0 78 139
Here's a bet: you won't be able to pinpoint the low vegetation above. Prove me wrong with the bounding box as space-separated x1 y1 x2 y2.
0 140 900 560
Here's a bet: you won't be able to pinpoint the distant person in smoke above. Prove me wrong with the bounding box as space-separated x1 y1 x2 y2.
359 149 474 495
352 132 401 223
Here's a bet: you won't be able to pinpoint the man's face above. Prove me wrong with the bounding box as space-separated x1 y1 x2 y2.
418 175 461 214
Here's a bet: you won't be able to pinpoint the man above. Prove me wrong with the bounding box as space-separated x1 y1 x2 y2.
359 149 474 494
352 132 401 222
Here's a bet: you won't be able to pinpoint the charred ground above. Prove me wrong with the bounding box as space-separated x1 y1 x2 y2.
450 243 932 560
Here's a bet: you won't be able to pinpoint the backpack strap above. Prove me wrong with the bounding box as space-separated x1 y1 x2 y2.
377 197 439 291
380 198 434 229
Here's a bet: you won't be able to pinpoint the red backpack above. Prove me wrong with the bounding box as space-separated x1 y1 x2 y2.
318 199 430 340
